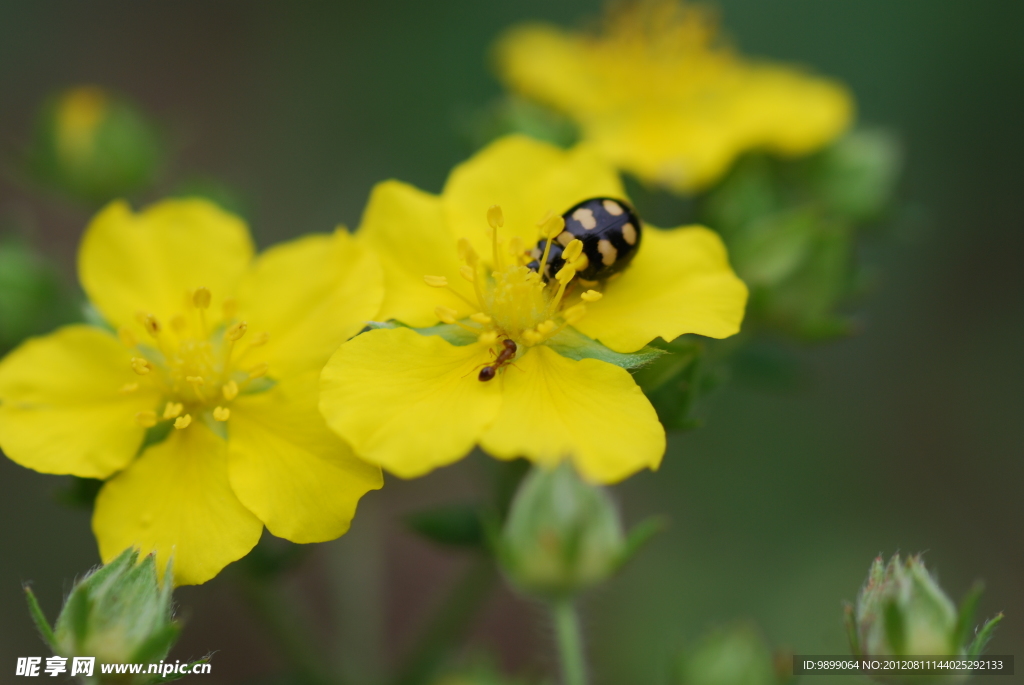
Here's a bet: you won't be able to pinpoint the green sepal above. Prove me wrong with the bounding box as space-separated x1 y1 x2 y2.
634 337 705 430
952 581 983 654
129 621 182 665
882 599 906 656
406 503 486 549
843 602 861 658
966 613 1003 659
54 476 104 510
367 319 478 347
23 585 57 650
546 326 664 369
138 421 174 454
611 516 667 575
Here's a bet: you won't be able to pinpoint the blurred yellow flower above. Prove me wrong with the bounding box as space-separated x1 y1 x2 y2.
0 199 384 585
319 136 747 484
495 0 854 192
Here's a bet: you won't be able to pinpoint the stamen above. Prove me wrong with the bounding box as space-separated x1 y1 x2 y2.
186 376 206 401
563 304 587 324
248 331 270 347
522 329 544 345
131 357 151 375
174 415 192 430
486 205 505 230
248 363 269 379
222 298 239 320
213 406 231 422
225 321 248 341
538 215 566 277
192 287 212 309
478 331 498 345
119 382 139 394
142 313 161 338
459 265 476 282
135 411 157 428
424 275 449 288
162 402 183 420
435 306 459 324
118 327 138 348
457 237 479 266
170 315 188 334
223 380 239 401
537 320 557 336
469 312 493 325
562 239 584 264
581 289 603 302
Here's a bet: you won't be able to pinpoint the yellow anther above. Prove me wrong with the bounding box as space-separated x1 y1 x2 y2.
223 380 239 401
581 289 603 302
435 306 459 325
563 303 587 324
508 236 524 258
459 265 476 282
118 327 138 348
562 239 584 263
192 287 212 309
131 357 151 375
486 205 505 229
174 414 192 430
248 363 269 379
523 329 544 345
119 382 139 394
571 253 590 272
249 331 270 347
186 376 205 386
541 214 566 239
222 297 239 320
537 319 557 336
226 321 248 341
478 330 498 345
170 315 188 333
555 264 577 285
142 313 161 337
135 411 157 428
469 312 493 325
213 406 231 422
423 275 449 288
162 402 183 420
535 209 554 227
457 237 478 266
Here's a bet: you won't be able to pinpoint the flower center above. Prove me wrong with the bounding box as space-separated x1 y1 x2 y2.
424 205 603 358
119 286 270 431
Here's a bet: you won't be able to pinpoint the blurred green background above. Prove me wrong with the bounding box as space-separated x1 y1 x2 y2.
0 1 1021 683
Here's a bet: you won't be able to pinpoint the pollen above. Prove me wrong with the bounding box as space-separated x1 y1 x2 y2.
225 321 248 341
213 406 231 422
581 289 603 302
141 313 161 337
162 402 183 420
223 380 239 401
248 363 269 379
174 414 192 430
192 287 212 309
131 357 151 375
119 382 139 394
249 331 270 347
424 275 449 288
118 327 138 348
135 411 157 428
487 205 505 229
435 306 459 324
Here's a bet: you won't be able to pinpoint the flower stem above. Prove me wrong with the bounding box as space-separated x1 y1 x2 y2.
551 599 588 685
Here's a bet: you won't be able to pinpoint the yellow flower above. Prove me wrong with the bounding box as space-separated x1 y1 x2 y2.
0 199 384 585
495 0 854 192
319 135 747 483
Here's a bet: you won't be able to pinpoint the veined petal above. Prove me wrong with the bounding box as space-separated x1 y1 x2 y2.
79 198 254 330
235 230 384 378
228 372 383 543
320 327 501 478
357 180 468 327
576 225 748 352
92 422 263 586
480 345 664 484
442 135 625 259
0 326 159 479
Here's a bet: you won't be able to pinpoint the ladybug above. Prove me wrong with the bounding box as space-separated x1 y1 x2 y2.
527 197 642 283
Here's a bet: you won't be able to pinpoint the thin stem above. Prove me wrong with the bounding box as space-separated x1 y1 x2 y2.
552 599 588 685
237 575 338 685
391 555 497 685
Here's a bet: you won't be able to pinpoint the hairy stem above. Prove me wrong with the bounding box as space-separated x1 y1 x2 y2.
552 599 587 685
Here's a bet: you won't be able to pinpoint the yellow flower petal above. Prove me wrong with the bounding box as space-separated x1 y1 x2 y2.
79 198 254 330
357 180 468 326
235 229 384 378
92 422 263 586
320 327 501 478
496 11 853 192
575 225 748 352
442 135 624 260
480 345 664 484
228 372 383 543
0 326 160 479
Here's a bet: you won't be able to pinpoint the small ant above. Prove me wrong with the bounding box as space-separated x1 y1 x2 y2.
478 339 517 381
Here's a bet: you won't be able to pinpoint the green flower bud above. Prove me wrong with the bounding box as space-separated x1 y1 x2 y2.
25 548 183 682
676 622 789 685
26 86 163 205
845 554 1003 678
0 234 77 353
497 462 657 599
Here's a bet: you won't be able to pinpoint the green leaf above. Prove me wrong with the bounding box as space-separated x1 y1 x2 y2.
546 326 664 369
23 585 57 650
368 319 480 346
612 516 667 574
406 503 485 548
634 338 704 430
843 602 861 657
953 581 984 654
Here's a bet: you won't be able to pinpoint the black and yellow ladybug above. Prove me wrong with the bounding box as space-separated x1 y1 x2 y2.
527 197 642 283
